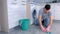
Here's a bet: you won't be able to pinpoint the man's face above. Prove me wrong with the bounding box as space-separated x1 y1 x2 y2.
44 8 50 13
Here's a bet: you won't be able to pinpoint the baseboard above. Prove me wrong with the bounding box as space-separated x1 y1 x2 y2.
9 25 20 32
53 20 60 23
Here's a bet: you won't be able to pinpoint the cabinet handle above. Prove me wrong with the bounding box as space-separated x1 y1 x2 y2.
33 1 35 2
22 1 26 2
30 2 34 4
22 4 25 5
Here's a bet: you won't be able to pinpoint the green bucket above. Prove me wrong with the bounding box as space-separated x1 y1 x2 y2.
19 19 30 30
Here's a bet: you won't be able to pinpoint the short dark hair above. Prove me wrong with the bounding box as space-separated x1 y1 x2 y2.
44 4 51 10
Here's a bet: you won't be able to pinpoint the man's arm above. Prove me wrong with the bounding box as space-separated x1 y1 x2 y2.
38 15 46 32
48 16 53 26
46 16 53 32
38 15 42 26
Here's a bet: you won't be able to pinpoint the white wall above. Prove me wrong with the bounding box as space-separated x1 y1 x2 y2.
7 0 27 29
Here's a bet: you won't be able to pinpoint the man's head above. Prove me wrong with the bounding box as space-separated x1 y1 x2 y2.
44 4 51 13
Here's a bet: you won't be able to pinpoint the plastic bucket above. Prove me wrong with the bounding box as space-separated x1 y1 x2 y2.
19 19 30 30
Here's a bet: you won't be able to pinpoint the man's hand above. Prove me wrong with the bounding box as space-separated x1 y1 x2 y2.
46 16 53 32
46 26 51 32
40 25 46 32
38 15 46 32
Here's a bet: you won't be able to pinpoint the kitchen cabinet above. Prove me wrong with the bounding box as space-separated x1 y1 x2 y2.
49 3 60 20
54 3 60 20
50 4 55 20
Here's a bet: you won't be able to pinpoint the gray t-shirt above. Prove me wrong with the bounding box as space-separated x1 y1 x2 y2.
38 8 52 20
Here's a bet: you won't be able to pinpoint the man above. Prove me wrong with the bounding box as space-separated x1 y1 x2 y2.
38 4 53 32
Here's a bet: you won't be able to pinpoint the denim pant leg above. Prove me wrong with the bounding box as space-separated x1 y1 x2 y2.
43 18 50 28
33 18 39 26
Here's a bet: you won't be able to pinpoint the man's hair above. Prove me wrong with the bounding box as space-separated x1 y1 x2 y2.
44 4 51 10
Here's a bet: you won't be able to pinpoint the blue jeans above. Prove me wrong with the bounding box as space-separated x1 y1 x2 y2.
42 18 50 28
33 18 50 28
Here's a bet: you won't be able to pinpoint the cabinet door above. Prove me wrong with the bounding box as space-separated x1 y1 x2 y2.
54 4 60 20
50 4 55 20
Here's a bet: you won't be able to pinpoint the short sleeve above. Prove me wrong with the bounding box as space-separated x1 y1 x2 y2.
49 12 53 16
38 9 43 16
